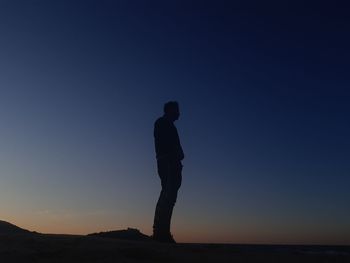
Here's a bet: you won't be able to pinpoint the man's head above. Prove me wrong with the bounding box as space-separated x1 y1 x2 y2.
164 101 180 121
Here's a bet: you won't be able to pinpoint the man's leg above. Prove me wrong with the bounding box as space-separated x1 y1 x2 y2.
153 160 182 242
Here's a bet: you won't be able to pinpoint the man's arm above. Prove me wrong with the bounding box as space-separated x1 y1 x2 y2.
154 119 172 159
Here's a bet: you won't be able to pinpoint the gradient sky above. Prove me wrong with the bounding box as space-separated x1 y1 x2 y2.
0 0 349 245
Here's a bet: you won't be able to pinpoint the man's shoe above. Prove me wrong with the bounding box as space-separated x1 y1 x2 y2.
152 233 176 244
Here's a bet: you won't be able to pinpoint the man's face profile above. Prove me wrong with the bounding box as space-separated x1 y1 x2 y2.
170 106 180 121
165 103 180 121
173 106 180 121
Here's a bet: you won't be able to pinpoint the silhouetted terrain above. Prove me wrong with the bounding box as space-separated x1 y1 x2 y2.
0 220 32 235
0 220 349 263
88 227 152 241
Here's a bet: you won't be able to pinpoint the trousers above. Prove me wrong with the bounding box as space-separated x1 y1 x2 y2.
153 158 182 235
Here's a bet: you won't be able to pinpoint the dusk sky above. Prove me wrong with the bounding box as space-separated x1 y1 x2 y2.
0 1 349 245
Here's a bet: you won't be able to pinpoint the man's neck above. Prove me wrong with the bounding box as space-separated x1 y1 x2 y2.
163 114 175 123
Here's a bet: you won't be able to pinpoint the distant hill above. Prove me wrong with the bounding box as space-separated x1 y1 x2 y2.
0 220 31 235
88 228 152 241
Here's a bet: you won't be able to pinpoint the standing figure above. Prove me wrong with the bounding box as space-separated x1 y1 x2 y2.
153 101 184 243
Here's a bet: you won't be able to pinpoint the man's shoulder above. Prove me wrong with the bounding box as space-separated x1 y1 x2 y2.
155 116 164 123
154 117 173 132
154 116 168 126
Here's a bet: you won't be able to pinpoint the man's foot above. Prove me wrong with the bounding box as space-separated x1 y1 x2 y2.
152 232 176 244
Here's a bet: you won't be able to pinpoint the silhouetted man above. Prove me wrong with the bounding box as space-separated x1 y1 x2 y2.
153 101 184 243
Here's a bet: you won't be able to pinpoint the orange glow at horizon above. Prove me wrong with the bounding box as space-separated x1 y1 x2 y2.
3 214 350 246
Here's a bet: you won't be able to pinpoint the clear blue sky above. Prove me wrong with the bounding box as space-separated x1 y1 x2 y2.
0 0 349 244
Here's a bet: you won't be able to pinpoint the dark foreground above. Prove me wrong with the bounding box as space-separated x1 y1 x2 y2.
1 234 349 263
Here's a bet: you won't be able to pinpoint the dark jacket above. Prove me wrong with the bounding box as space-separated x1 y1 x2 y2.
154 116 184 161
